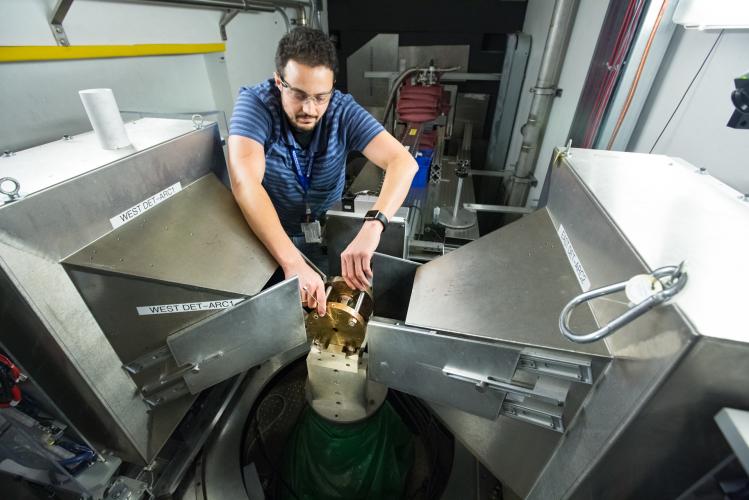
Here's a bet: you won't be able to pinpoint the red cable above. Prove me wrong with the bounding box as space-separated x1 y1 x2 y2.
0 354 23 408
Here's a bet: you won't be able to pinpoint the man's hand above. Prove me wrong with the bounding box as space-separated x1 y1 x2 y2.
341 220 383 291
283 258 327 316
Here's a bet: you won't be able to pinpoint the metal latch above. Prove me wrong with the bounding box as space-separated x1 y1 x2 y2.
559 264 688 344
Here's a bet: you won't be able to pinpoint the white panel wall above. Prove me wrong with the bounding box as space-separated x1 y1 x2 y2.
0 0 317 152
504 0 611 205
0 55 217 151
0 0 222 46
225 11 290 98
628 28 749 194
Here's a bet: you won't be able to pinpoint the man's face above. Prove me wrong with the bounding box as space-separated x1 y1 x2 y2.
275 60 335 132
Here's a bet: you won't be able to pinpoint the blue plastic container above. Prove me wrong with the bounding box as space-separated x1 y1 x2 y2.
412 149 433 187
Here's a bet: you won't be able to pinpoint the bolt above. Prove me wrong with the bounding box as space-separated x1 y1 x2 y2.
191 365 200 373
312 313 318 319
55 26 62 33
698 167 708 174
62 134 72 141
348 318 357 327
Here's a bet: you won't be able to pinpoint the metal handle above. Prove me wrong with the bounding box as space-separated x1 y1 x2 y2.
0 177 21 201
191 114 204 130
559 264 688 344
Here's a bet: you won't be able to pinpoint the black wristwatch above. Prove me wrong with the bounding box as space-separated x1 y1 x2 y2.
364 210 388 231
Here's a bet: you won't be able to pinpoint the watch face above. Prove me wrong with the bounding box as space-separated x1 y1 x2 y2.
364 210 379 219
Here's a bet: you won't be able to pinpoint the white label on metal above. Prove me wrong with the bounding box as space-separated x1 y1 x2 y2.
136 298 244 316
557 224 591 291
110 182 182 229
625 274 663 304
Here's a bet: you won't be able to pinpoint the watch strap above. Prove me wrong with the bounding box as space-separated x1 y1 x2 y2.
364 210 388 231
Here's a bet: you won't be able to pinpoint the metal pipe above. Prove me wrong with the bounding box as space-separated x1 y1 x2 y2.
275 6 291 32
505 0 580 208
297 4 308 25
452 178 464 219
109 0 307 11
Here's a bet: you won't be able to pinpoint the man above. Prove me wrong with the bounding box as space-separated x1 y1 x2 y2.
227 27 417 317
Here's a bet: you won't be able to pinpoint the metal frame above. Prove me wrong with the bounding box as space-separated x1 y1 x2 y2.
486 32 531 171
47 0 308 45
364 71 501 82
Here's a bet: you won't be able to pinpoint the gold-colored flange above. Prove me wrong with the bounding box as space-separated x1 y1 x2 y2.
305 277 373 354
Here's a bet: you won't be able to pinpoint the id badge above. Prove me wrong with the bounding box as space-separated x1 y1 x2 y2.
301 220 322 244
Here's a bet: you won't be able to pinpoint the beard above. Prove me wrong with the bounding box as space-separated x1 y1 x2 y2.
291 112 319 131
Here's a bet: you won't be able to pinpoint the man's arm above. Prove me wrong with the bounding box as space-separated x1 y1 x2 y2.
340 130 418 290
227 135 326 315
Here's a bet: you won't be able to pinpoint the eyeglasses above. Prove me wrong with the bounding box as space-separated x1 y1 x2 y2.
278 74 334 106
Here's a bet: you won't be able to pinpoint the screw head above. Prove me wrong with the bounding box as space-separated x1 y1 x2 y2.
347 318 357 327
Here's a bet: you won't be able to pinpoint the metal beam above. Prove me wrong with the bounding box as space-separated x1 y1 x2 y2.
364 71 501 82
462 203 535 215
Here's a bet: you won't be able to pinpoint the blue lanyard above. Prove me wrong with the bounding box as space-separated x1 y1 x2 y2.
286 128 313 193
288 146 313 193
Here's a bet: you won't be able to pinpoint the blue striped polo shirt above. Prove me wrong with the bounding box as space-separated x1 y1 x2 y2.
229 79 384 235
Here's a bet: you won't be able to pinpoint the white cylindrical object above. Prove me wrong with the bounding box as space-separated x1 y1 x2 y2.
78 88 131 150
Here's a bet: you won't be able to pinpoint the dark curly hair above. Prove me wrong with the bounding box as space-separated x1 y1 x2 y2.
275 27 338 76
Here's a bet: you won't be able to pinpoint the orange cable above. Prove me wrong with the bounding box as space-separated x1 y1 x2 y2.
606 0 669 149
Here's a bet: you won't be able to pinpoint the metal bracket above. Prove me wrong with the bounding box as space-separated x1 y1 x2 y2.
50 0 74 47
124 345 173 375
442 366 570 432
510 175 538 186
518 348 593 384
219 9 239 41
530 86 563 97
501 396 564 432
469 170 513 178
442 366 569 407
140 364 194 408
553 139 573 167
